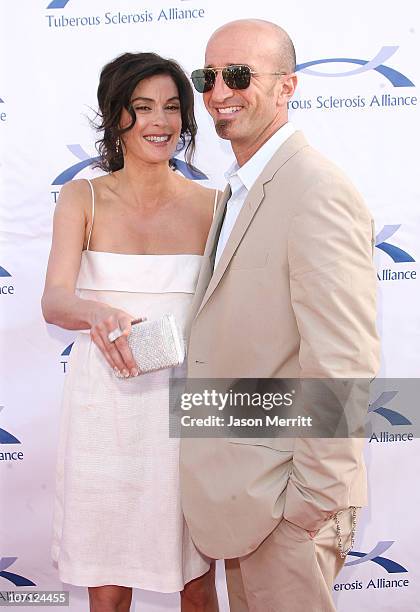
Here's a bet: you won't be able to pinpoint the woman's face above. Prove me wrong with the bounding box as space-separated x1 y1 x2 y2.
120 73 183 165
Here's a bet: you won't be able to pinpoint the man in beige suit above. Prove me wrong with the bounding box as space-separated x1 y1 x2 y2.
180 19 380 612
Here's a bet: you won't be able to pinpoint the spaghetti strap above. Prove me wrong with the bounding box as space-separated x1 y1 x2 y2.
212 189 219 220
85 179 95 251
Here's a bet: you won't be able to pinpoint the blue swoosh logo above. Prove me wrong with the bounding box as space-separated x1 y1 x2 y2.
61 343 74 357
46 0 71 8
296 47 414 87
0 571 36 587
0 558 36 587
375 225 415 263
369 391 412 426
0 266 11 277
346 541 408 573
0 428 21 444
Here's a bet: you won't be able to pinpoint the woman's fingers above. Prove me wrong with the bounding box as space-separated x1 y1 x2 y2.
111 314 138 375
90 310 144 377
117 313 133 337
101 312 141 376
107 339 133 375
90 327 122 372
92 314 131 375
115 315 140 374
113 336 138 377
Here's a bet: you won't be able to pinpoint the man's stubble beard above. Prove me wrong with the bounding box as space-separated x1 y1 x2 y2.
215 120 231 139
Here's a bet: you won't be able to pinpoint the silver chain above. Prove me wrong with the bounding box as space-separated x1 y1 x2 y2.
334 506 358 559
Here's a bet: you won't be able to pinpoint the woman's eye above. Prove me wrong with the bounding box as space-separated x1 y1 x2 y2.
134 105 150 112
166 105 180 111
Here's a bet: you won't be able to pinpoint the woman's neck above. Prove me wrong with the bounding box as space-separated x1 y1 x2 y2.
115 157 179 208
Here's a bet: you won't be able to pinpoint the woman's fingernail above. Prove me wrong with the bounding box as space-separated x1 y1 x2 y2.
131 368 139 377
122 369 129 378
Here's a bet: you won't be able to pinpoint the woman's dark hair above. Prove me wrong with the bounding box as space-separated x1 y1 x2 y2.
94 52 197 173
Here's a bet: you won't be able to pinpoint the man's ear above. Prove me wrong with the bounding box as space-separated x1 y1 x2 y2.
277 74 298 105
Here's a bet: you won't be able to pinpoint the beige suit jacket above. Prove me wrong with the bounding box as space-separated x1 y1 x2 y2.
180 131 380 559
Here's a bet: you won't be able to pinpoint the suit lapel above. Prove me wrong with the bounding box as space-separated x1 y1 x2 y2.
206 185 231 267
187 186 230 324
196 181 264 317
196 131 309 317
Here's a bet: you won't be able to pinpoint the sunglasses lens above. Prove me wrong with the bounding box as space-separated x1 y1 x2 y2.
191 69 214 93
191 66 252 92
224 65 251 89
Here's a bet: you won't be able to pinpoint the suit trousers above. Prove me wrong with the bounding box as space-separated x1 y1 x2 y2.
225 508 358 612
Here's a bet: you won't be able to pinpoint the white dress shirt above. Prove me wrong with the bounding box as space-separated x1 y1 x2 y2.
214 122 296 268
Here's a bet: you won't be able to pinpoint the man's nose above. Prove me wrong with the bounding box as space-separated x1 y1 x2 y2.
210 70 233 102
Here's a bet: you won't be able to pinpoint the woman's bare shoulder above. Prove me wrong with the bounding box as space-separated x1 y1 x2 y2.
179 177 218 212
58 177 90 198
54 178 93 218
55 175 113 215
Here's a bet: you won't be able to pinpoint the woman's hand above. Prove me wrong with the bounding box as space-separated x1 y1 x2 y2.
90 306 143 377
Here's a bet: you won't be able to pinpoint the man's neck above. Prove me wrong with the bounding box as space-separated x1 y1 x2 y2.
232 117 288 167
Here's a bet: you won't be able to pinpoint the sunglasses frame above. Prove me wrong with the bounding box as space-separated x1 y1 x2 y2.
191 64 289 93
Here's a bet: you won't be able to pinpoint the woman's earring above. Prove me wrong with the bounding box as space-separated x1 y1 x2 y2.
116 137 121 154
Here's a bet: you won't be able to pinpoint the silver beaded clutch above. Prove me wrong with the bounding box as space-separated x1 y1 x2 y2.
127 314 185 374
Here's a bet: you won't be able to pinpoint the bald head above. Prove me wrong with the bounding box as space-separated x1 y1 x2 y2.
207 19 296 73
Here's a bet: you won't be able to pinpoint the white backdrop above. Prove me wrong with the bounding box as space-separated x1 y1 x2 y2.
1 0 419 610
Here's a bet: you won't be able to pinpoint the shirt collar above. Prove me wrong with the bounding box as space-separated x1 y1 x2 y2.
225 122 296 194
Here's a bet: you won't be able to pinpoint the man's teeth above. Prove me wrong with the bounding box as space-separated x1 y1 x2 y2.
218 107 241 114
144 135 170 142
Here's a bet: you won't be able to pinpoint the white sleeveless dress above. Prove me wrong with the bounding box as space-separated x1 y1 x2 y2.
51 180 211 591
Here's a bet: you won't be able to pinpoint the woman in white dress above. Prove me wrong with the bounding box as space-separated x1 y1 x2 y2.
42 52 218 612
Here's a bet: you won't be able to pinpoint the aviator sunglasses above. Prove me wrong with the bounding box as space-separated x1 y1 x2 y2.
191 64 288 93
